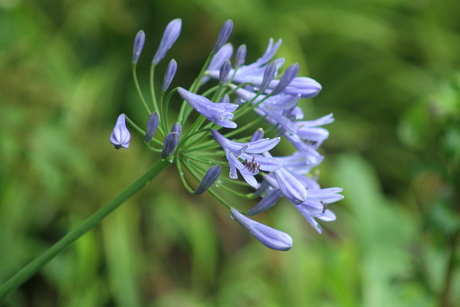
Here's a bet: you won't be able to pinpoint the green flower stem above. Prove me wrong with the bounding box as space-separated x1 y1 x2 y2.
0 159 171 302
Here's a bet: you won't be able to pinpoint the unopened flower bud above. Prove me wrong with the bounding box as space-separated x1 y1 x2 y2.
246 189 282 216
132 30 145 64
161 132 179 159
171 122 182 135
194 165 221 195
219 60 231 83
250 128 264 142
153 18 182 65
235 44 246 69
231 208 293 251
162 59 177 91
110 114 131 149
144 112 160 143
259 62 277 94
212 20 233 54
270 63 300 96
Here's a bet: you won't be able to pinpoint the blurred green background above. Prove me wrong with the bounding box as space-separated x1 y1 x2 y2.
1 0 459 306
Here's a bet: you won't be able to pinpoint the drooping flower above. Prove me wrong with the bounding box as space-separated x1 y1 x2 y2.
231 208 293 251
110 114 131 149
178 88 239 128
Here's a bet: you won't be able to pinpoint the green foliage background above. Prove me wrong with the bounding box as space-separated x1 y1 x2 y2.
1 0 459 306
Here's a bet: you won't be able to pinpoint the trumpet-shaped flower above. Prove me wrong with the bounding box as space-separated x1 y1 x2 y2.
178 88 238 128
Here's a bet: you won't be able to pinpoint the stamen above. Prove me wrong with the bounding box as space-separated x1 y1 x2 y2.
243 156 261 174
320 201 328 214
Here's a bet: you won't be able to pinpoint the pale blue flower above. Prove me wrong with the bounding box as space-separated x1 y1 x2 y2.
110 114 131 149
132 30 145 64
162 59 177 91
153 18 182 65
211 129 281 187
212 20 233 54
231 208 293 251
178 88 238 128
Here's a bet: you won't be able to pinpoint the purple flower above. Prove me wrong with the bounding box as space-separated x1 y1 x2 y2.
291 188 343 233
161 132 179 159
153 18 182 65
194 165 221 195
211 129 281 187
145 111 160 143
162 59 177 91
219 60 231 83
110 114 131 149
235 44 246 68
132 30 145 64
246 189 282 217
270 63 300 96
178 88 238 128
231 208 293 251
212 20 233 54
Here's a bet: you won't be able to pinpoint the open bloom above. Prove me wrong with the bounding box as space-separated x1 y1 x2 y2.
211 129 281 187
178 88 239 128
110 114 131 149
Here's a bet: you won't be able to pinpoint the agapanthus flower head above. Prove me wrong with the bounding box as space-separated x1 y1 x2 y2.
153 18 182 65
110 114 131 149
116 18 343 251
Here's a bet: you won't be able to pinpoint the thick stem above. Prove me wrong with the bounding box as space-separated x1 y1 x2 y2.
0 159 171 302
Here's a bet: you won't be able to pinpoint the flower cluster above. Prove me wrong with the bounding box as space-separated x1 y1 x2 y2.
110 18 343 251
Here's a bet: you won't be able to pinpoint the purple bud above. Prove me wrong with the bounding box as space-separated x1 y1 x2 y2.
235 44 246 68
259 62 277 94
230 208 293 251
145 111 160 143
132 30 145 64
153 18 182 65
220 94 230 104
162 59 177 91
194 165 221 195
250 128 264 142
110 114 131 149
270 63 300 96
161 132 179 159
171 122 182 135
219 60 231 83
246 189 282 217
212 20 233 54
